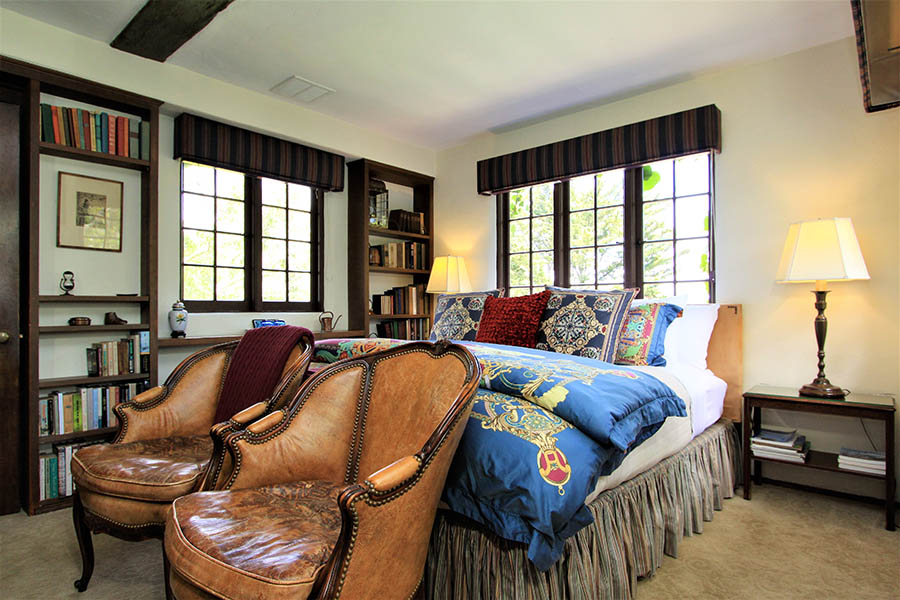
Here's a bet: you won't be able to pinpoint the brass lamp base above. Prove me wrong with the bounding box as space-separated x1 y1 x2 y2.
799 379 845 398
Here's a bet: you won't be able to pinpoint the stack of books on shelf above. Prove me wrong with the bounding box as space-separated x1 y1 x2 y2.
39 382 149 436
750 428 810 463
837 448 886 476
39 102 150 160
368 241 427 270
387 209 425 234
86 332 150 376
371 284 427 316
39 440 102 501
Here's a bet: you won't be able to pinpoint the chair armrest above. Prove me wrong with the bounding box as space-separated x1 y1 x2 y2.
364 455 421 493
197 402 272 491
114 344 232 444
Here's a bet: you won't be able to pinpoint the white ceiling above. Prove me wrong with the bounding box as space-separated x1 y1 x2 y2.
4 0 853 149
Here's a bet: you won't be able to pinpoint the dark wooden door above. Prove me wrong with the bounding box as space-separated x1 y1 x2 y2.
0 96 23 514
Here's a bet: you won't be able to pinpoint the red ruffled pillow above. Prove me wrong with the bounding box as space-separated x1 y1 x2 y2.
475 290 551 348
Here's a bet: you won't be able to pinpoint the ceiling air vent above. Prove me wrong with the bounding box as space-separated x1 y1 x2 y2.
270 76 334 103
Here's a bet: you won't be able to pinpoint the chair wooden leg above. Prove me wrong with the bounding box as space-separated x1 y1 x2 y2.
162 541 174 600
72 490 95 592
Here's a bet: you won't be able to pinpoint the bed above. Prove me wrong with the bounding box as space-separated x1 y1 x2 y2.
311 303 743 600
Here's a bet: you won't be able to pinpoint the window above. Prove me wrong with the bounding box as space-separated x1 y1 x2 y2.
498 152 714 302
180 161 322 312
506 183 555 297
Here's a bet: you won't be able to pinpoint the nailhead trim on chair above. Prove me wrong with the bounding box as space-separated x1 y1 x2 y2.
332 397 472 598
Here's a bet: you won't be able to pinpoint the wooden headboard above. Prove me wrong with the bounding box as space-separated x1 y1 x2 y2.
706 304 744 422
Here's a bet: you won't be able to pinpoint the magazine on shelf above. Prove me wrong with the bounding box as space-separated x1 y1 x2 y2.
837 462 886 475
839 447 886 461
753 428 797 446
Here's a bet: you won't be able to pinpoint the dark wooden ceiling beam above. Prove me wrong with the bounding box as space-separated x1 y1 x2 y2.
110 0 235 62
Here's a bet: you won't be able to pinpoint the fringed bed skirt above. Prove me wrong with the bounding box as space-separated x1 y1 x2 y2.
424 418 741 600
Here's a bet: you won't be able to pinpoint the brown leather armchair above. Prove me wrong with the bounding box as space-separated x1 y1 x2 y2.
164 341 480 600
70 331 314 593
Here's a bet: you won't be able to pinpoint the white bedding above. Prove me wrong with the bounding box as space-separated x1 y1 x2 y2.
585 362 726 503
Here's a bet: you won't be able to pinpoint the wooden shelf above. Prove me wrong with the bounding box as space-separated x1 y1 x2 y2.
369 266 430 275
39 427 117 445
369 314 429 320
752 450 885 480
158 335 240 348
40 141 150 170
367 226 430 241
158 330 367 348
39 323 149 334
39 373 149 389
39 295 148 303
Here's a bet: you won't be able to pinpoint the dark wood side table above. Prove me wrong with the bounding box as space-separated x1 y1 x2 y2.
742 385 895 531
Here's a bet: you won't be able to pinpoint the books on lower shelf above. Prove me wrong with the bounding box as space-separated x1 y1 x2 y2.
751 428 809 463
39 440 103 501
374 318 430 340
39 381 149 436
86 332 150 376
39 102 150 160
371 284 427 316
837 447 886 475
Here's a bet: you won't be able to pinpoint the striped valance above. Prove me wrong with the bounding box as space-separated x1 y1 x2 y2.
174 113 344 191
477 104 721 195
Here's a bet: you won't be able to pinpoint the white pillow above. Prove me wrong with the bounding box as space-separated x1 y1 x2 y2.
663 303 720 370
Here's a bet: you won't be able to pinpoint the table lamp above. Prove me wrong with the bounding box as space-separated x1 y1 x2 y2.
775 217 869 398
426 256 472 295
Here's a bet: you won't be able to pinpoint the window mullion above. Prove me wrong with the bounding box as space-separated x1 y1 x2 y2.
496 193 510 292
250 177 263 311
554 181 568 288
623 167 643 295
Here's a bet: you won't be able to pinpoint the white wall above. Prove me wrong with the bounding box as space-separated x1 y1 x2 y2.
0 9 436 378
434 37 900 498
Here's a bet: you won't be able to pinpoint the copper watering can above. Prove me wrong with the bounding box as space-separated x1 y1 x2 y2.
318 311 342 332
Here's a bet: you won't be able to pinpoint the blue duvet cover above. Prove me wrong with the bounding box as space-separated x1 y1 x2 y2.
313 339 685 570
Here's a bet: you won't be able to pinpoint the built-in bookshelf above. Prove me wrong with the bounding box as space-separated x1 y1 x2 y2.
347 159 434 340
2 57 161 514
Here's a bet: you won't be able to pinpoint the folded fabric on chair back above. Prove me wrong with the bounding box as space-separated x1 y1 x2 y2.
213 325 314 423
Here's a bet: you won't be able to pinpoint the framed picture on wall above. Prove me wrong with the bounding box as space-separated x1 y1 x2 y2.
57 171 123 252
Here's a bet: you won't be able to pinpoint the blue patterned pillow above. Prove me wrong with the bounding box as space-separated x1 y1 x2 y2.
429 290 502 341
535 288 638 361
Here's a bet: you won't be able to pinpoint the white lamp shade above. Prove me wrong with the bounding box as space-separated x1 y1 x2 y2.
775 217 870 283
426 256 472 294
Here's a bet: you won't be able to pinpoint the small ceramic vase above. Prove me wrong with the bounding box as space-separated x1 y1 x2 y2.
168 301 188 338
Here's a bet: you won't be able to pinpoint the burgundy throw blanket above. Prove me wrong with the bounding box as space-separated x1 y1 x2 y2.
213 325 314 423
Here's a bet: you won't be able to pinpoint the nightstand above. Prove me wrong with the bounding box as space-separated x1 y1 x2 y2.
742 385 895 531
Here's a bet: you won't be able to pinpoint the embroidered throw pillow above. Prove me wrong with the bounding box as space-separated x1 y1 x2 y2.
429 290 502 341
535 287 638 362
475 290 551 348
615 303 682 367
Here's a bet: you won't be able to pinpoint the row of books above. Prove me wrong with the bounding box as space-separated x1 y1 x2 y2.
374 318 430 340
372 284 428 316
369 241 428 270
387 209 426 234
838 448 886 475
87 333 150 377
750 428 809 463
39 441 100 500
39 102 149 160
39 381 149 436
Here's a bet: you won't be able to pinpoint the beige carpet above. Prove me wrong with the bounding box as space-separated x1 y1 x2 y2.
0 485 896 599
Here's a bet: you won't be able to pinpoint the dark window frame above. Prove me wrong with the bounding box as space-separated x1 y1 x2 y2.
180 161 324 313
497 153 716 301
